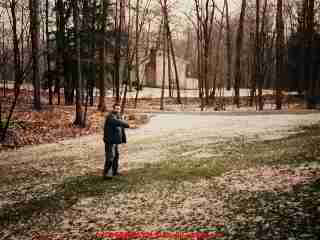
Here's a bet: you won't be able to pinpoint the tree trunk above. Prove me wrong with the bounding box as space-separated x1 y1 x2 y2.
305 0 316 108
73 0 84 126
121 0 131 115
167 33 173 98
98 0 108 112
196 14 204 111
135 0 140 96
1 22 6 97
250 0 260 107
90 0 97 106
55 0 65 105
82 0 90 105
30 0 41 110
212 2 225 101
275 0 284 110
46 0 53 105
1 1 22 142
20 5 24 80
234 0 246 108
194 0 215 107
161 0 181 104
114 0 122 102
160 19 166 111
257 0 268 110
225 0 232 91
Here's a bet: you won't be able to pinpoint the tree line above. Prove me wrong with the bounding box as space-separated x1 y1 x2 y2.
185 0 320 109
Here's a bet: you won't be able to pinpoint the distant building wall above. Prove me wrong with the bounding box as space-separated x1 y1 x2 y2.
143 50 198 90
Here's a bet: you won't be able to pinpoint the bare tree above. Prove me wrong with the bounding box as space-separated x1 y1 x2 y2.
160 17 166 110
225 0 232 91
113 0 124 102
234 0 246 108
45 0 53 105
55 0 65 105
256 0 270 110
73 0 84 126
98 0 108 112
128 0 153 108
275 0 284 110
121 0 131 115
167 24 173 98
29 0 41 110
1 15 9 97
250 0 260 107
135 0 140 95
212 2 226 100
305 0 316 107
1 0 27 141
160 0 181 104
194 0 215 108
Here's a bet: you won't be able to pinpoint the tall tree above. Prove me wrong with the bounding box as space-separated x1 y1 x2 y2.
305 0 316 107
113 0 123 102
89 0 97 106
46 0 53 105
121 0 131 115
73 0 84 126
225 0 232 91
1 22 6 97
135 0 140 96
250 0 260 107
29 0 41 110
234 0 246 108
129 0 152 108
160 0 181 104
55 0 65 105
98 0 108 112
194 0 215 107
275 0 284 110
257 0 269 110
167 26 173 98
1 0 23 141
160 17 166 110
212 2 225 100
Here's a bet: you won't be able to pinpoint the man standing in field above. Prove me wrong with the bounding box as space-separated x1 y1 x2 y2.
103 103 130 179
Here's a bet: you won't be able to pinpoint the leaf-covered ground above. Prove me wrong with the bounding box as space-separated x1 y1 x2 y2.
0 111 319 239
0 89 152 150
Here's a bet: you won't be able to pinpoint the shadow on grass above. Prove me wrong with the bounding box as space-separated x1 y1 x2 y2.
0 159 224 229
225 178 320 239
0 174 129 228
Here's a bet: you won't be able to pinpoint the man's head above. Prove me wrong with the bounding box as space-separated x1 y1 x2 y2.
112 103 121 113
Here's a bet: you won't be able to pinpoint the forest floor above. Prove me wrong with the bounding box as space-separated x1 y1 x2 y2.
0 87 320 239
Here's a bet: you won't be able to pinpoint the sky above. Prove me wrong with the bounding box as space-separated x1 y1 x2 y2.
176 0 240 16
168 0 241 34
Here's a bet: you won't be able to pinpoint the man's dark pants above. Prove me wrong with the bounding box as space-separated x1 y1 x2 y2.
104 143 119 176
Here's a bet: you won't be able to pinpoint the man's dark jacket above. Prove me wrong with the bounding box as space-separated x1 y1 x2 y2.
104 112 129 144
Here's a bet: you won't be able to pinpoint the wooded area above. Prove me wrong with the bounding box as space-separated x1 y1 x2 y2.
1 0 320 144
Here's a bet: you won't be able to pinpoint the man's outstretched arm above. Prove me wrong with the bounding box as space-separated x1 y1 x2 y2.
109 117 130 128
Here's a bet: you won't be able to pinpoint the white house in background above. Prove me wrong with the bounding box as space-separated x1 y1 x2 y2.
141 48 198 90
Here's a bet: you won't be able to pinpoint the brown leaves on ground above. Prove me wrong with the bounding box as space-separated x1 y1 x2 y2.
0 90 150 151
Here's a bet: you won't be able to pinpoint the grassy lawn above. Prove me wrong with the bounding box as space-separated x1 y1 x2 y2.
0 123 319 239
